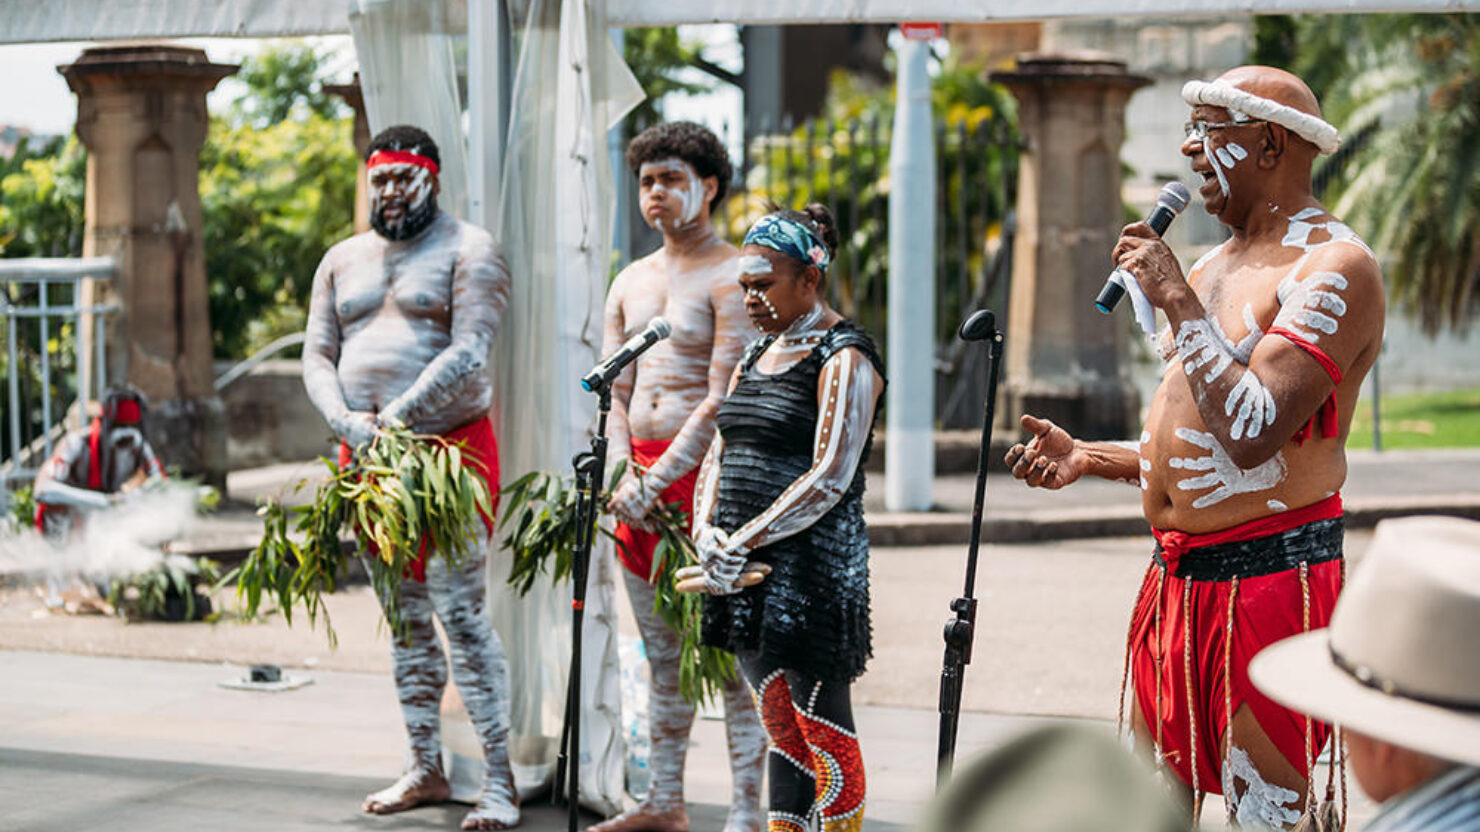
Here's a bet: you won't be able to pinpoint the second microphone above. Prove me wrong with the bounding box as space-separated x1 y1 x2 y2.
581 317 672 392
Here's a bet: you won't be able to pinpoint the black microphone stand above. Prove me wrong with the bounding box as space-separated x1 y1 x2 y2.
553 381 611 831
937 308 1005 789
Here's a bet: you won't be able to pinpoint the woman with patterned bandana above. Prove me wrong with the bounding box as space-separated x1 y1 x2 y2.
690 204 885 832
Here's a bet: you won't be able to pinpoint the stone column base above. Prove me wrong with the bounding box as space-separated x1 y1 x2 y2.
1002 379 1140 442
148 396 228 488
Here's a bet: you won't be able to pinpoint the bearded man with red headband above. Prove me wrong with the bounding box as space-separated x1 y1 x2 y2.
303 124 518 830
1005 67 1384 827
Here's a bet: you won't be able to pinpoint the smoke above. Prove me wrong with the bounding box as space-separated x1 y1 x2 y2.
0 482 204 585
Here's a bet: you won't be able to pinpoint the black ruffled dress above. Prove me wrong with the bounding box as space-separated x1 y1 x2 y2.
700 321 886 682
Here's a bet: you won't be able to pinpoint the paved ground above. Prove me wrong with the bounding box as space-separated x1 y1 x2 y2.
1 530 1387 830
7 444 1452 830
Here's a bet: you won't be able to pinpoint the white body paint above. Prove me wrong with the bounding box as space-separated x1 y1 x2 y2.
737 255 773 275
1173 304 1277 441
1225 372 1277 441
1168 427 1286 509
1222 745 1303 828
1139 431 1152 490
640 158 706 233
1275 271 1348 343
1267 499 1289 512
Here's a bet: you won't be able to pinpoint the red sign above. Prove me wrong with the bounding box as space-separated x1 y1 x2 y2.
900 22 944 41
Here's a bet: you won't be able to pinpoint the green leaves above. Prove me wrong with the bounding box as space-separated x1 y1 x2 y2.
227 426 494 647
500 462 736 706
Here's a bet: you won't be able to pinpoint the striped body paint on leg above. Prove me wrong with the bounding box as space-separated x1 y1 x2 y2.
424 535 518 830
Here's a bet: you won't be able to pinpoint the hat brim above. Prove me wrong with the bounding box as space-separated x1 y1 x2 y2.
1250 631 1480 768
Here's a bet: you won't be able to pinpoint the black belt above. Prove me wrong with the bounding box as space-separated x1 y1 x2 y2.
1154 516 1344 581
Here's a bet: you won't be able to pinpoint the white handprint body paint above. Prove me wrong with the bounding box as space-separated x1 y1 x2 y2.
1168 427 1286 509
1139 431 1152 490
1267 209 1368 346
1173 302 1277 440
1274 270 1348 343
641 158 706 232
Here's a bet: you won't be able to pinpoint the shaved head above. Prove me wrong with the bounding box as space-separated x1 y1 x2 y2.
1216 66 1323 121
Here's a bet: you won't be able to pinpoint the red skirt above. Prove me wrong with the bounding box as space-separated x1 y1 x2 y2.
1128 496 1344 794
339 416 500 582
612 436 699 581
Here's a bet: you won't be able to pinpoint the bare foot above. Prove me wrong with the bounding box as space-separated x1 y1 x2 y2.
588 803 689 832
362 767 452 815
461 787 520 830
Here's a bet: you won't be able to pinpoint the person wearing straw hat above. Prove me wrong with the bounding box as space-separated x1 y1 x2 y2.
1250 516 1480 831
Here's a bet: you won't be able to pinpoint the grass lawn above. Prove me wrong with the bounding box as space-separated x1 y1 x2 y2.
1346 388 1480 450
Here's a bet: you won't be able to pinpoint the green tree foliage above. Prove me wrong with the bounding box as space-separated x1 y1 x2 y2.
1261 14 1480 334
0 135 86 259
622 27 714 128
202 43 356 359
722 60 1018 347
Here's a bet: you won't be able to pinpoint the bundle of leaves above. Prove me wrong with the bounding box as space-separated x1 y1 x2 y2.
500 464 737 705
109 555 221 622
227 427 493 646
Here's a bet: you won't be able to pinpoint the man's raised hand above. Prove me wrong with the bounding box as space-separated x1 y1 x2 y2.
1003 414 1087 489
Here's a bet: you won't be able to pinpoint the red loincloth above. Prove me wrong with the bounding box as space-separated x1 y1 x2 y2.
612 436 699 582
1129 495 1345 794
339 416 500 582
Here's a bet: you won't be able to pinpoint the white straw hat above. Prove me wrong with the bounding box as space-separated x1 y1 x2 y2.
1250 516 1480 767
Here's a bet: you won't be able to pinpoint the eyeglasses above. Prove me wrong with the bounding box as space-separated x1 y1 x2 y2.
1183 119 1266 141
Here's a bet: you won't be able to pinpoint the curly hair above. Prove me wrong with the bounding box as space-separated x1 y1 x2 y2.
367 125 441 169
625 121 733 213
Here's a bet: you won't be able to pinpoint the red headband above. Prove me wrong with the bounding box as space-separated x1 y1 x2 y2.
367 149 440 176
113 399 142 424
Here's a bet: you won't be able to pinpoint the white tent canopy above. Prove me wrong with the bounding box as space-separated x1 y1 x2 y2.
1 0 1476 43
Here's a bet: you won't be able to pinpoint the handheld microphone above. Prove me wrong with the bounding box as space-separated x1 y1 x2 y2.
581 317 672 392
1095 181 1192 314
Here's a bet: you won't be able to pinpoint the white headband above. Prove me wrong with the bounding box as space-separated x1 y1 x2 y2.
1182 79 1340 155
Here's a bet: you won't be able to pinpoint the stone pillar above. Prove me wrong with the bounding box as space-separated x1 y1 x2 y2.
325 75 372 234
991 54 1150 440
60 45 237 484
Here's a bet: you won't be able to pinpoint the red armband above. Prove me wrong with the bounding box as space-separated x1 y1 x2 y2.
1268 326 1343 442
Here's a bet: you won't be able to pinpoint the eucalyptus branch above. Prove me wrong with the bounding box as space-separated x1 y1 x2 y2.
225 426 494 647
499 460 737 704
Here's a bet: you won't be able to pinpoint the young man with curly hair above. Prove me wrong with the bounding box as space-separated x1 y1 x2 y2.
593 121 765 832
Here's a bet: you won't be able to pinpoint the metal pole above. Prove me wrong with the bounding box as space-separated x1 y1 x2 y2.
95 305 107 401
5 287 19 464
609 28 630 270
39 281 52 459
885 35 937 511
468 0 512 231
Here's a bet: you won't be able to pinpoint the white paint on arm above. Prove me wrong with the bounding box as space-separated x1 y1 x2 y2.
301 252 364 442
722 347 879 555
1173 305 1278 440
1167 427 1286 509
1273 270 1348 343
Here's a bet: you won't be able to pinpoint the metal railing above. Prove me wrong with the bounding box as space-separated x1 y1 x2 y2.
624 114 1021 428
0 257 117 497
